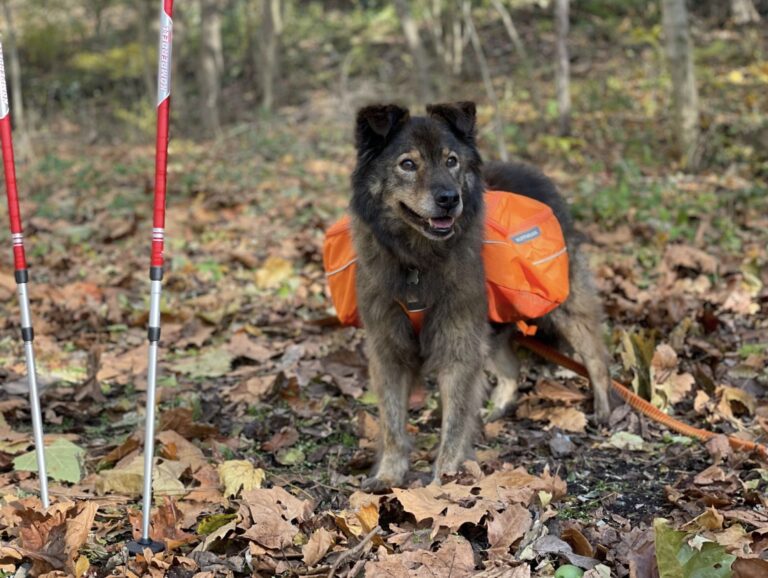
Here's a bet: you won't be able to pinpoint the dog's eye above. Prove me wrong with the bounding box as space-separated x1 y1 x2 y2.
446 156 458 168
399 159 417 171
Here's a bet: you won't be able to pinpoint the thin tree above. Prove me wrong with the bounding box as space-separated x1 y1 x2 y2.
394 0 433 103
554 0 571 136
463 1 507 161
1 0 31 159
258 0 283 112
661 0 700 168
731 0 761 25
199 0 223 134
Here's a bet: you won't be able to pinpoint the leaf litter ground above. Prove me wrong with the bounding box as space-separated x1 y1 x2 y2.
2 41 768 578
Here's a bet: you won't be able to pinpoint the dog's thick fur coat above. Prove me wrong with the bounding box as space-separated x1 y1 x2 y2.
350 102 610 489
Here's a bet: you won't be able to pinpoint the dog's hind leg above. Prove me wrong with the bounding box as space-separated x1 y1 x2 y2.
548 254 611 422
485 328 521 422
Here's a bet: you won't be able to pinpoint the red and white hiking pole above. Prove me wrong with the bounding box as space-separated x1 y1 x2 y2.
127 0 174 555
0 40 49 509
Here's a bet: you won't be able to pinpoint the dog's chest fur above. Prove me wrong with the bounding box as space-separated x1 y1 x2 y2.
351 213 487 330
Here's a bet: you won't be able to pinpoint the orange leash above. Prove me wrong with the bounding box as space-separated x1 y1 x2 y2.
514 335 768 459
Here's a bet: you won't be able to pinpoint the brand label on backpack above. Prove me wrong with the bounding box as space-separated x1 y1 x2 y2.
512 226 541 244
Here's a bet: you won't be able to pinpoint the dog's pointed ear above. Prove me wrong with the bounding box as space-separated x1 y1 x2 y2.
426 101 477 141
355 104 410 155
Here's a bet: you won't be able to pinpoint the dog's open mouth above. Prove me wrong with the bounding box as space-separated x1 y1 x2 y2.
400 203 456 238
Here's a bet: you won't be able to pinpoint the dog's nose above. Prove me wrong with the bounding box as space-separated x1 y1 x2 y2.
434 189 459 209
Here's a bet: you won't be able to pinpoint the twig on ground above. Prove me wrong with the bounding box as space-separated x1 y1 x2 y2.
327 525 381 578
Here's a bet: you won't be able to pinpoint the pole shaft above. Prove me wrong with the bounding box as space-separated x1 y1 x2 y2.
140 0 174 543
0 40 49 508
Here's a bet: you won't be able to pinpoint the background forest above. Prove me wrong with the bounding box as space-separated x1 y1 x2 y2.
0 1 767 577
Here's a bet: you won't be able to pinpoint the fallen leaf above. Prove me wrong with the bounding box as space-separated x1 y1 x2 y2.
226 332 273 362
534 380 588 404
241 487 313 549
302 527 336 567
170 347 234 378
255 256 293 289
654 518 734 578
14 439 85 483
224 375 277 403
546 406 587 433
218 460 265 498
96 456 186 497
487 503 532 556
604 431 647 451
262 427 299 453
159 408 218 439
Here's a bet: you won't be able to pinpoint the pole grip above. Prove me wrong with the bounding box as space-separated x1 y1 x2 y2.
151 0 173 269
0 41 27 271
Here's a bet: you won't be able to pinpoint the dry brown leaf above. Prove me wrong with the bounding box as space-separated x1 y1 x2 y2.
651 344 694 409
487 503 532 556
357 411 380 449
14 500 97 575
711 524 752 554
364 534 475 577
732 557 768 578
682 506 724 532
262 427 299 453
546 407 587 433
301 528 336 567
99 435 140 467
64 502 98 574
391 485 446 524
157 430 207 473
158 408 218 440
96 456 186 497
226 332 273 362
356 502 379 534
224 375 277 404
241 487 312 549
534 380 587 404
716 386 757 420
562 526 595 558
128 498 197 550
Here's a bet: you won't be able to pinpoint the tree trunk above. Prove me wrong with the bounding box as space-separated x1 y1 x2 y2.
463 1 507 162
394 0 433 103
731 0 761 25
258 0 283 112
662 0 700 169
554 0 571 137
490 0 541 106
137 0 155 106
1 0 32 159
199 0 223 134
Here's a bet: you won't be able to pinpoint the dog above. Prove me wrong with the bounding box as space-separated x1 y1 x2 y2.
349 101 611 490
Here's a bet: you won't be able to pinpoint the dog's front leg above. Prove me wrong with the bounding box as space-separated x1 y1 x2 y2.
363 346 415 491
432 357 486 482
425 309 488 483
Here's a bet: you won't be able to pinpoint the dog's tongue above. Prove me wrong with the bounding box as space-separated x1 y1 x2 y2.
429 217 454 230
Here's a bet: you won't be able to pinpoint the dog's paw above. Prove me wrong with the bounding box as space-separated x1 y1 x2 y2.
361 475 400 493
593 397 611 425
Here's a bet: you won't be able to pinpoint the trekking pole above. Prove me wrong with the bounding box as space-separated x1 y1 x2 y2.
127 0 174 556
0 39 49 509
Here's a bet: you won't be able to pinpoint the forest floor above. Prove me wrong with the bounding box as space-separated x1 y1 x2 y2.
1 13 768 578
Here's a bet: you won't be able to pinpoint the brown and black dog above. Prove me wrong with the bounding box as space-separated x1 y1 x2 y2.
350 102 611 490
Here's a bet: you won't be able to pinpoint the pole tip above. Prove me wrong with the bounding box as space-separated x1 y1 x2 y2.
126 538 165 556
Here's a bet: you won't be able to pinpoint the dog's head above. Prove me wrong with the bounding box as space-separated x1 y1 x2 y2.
351 102 483 243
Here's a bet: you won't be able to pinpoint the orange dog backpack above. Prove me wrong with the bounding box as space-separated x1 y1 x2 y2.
323 190 569 331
